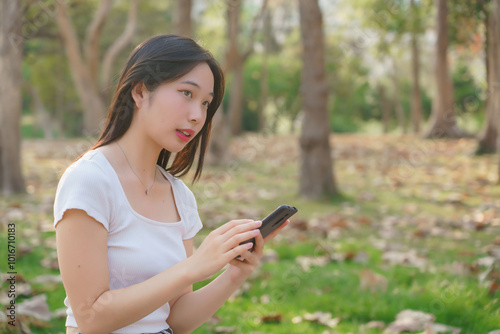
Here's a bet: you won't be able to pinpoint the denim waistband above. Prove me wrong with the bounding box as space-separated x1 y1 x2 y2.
143 329 173 334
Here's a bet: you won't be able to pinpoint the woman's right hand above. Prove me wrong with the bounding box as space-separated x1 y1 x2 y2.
186 219 262 281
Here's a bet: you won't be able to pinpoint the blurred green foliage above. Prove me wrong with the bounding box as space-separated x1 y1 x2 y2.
20 0 488 138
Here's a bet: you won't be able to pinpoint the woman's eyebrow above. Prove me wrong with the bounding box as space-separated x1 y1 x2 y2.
180 80 214 96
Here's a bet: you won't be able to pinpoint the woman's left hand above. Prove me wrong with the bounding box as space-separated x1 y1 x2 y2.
226 219 290 284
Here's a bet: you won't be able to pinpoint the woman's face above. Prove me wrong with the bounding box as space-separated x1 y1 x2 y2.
137 62 215 153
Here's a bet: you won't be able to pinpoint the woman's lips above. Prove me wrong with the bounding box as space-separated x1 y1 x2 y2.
176 129 195 142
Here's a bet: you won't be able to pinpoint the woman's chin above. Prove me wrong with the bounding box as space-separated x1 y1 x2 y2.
163 143 188 154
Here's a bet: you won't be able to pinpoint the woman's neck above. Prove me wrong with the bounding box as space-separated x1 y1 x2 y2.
115 126 161 181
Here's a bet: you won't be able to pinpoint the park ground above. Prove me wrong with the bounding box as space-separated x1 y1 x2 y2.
1 133 500 333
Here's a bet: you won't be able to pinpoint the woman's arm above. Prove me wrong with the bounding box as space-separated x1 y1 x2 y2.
167 220 289 334
56 209 259 334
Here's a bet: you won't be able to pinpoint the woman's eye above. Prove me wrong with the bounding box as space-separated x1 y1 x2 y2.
202 101 210 108
182 90 192 98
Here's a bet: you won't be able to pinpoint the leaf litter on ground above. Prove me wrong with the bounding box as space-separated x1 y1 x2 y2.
4 135 500 333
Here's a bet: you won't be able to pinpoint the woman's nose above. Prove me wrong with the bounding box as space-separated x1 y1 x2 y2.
189 104 205 124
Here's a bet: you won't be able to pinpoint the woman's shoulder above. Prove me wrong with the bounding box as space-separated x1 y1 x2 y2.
54 149 115 231
59 150 113 186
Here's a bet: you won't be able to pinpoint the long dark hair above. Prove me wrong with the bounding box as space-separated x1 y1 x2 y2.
87 34 225 182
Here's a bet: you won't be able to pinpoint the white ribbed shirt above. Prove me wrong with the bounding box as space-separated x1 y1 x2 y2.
53 150 203 333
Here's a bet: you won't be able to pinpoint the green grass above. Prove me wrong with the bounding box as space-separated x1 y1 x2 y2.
193 246 500 333
2 134 500 333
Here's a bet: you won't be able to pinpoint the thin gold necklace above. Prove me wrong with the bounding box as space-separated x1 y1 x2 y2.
116 142 156 195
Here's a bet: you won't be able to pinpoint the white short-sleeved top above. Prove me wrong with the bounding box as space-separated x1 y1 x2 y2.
53 149 203 333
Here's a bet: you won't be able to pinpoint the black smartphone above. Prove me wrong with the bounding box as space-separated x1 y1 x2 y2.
241 205 298 251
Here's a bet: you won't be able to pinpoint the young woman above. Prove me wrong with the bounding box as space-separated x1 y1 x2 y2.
53 35 288 334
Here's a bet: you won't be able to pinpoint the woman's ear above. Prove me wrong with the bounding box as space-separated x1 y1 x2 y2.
131 82 148 109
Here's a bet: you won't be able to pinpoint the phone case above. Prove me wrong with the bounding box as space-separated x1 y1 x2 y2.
259 205 297 239
241 205 298 250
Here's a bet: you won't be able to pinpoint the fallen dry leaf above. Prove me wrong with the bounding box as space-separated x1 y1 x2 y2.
214 326 236 333
382 250 428 269
359 269 388 293
384 309 435 333
40 252 59 270
31 274 62 285
6 207 25 221
260 314 282 323
294 311 340 328
261 249 279 264
494 237 500 246
296 255 330 272
17 294 52 322
52 308 67 319
362 320 386 331
476 256 496 268
446 261 472 277
17 283 33 297
487 247 500 260
259 294 271 304
18 244 34 256
488 281 499 296
422 323 461 334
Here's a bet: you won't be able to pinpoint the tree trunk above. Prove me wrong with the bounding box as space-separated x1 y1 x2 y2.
206 0 240 165
424 0 467 138
298 0 337 198
229 59 245 135
493 0 500 183
257 10 271 132
224 0 267 136
226 0 244 136
56 1 107 136
173 0 192 37
410 0 422 134
207 0 267 165
206 109 231 166
392 61 407 134
29 83 54 139
477 2 499 155
0 0 26 195
378 85 391 134
395 100 407 134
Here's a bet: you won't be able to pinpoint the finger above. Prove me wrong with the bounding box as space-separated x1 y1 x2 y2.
223 228 260 250
230 249 258 267
229 257 250 268
263 219 290 243
215 219 255 235
227 242 254 261
253 232 264 258
241 249 260 266
221 220 262 243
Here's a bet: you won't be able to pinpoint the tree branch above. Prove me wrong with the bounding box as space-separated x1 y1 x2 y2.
242 0 268 61
100 0 139 93
56 1 87 84
84 0 113 86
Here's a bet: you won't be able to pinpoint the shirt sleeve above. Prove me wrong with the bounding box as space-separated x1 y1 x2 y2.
177 180 203 240
53 159 113 231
